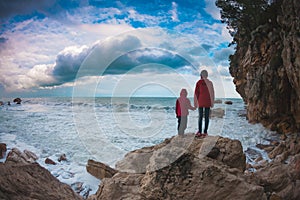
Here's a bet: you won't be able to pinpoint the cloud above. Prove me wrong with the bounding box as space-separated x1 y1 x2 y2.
0 37 8 43
52 45 90 83
105 48 192 75
0 0 236 97
204 0 221 20
217 65 231 77
169 2 179 22
213 47 234 64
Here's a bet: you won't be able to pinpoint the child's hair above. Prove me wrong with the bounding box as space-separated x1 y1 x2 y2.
180 88 187 97
200 70 208 78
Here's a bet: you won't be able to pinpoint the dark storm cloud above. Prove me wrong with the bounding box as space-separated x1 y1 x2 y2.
50 34 143 85
52 46 91 84
0 37 8 43
0 0 55 19
105 48 192 75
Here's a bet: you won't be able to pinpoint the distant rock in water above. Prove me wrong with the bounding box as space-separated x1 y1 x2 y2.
45 157 56 165
210 108 225 118
0 101 4 106
214 99 222 104
226 0 300 133
58 153 67 162
13 97 22 104
224 100 233 105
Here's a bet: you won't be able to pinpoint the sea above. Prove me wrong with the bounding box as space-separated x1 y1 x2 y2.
0 97 279 196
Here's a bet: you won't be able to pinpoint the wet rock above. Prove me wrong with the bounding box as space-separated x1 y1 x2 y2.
210 108 225 118
238 109 247 117
252 160 269 170
71 182 92 199
288 154 300 180
13 97 22 104
273 151 289 163
0 143 7 159
45 158 56 165
268 141 286 159
58 153 67 162
5 148 38 164
86 159 118 179
224 100 233 105
254 156 263 163
71 182 84 194
256 143 275 153
214 99 222 104
254 158 300 200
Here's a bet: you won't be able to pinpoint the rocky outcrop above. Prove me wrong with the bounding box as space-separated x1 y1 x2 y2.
0 148 83 200
229 0 300 133
88 134 300 200
0 143 6 159
86 159 118 180
13 97 22 104
88 135 266 200
5 148 38 164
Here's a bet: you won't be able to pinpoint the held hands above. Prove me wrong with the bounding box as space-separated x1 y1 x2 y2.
191 106 197 111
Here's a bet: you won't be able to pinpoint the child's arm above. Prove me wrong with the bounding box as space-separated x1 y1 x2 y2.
187 99 196 110
175 99 180 117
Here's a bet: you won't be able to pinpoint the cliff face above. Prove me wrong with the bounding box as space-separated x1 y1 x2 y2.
229 0 300 133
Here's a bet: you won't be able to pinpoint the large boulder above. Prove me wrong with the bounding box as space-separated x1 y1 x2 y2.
86 159 118 179
0 163 83 200
0 148 83 200
5 148 38 164
88 135 263 200
253 155 300 200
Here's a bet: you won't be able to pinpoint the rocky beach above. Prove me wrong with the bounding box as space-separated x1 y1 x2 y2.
1 0 300 199
1 132 299 199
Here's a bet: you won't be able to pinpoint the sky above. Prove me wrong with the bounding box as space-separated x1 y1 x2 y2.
0 0 240 98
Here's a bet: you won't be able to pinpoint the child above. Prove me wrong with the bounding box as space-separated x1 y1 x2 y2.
175 89 195 135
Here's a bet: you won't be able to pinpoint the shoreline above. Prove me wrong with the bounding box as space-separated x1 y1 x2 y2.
0 129 288 198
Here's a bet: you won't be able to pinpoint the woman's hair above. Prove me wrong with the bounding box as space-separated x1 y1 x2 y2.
200 70 208 78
